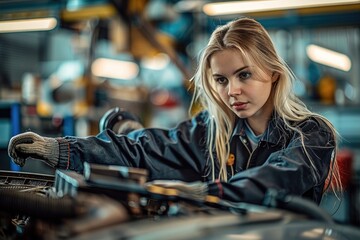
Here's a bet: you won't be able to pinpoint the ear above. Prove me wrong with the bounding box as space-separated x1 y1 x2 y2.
271 72 280 83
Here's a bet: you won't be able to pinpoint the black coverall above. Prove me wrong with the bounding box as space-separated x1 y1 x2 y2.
56 111 334 205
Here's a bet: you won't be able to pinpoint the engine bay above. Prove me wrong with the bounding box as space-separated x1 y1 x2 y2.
1 163 359 240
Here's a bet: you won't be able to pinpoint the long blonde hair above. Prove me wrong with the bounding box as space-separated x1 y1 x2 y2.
190 17 341 193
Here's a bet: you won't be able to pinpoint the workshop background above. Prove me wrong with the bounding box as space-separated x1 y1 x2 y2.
0 0 359 224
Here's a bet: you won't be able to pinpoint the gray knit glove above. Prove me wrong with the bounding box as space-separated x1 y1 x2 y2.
116 120 144 134
8 132 59 168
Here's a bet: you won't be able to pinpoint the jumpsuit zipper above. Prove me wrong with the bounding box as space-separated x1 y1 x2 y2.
240 136 253 169
240 136 263 170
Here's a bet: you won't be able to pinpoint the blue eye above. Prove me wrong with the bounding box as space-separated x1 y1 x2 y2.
239 71 251 80
215 77 228 85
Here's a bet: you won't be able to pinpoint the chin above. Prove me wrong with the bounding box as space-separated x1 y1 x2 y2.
234 112 251 119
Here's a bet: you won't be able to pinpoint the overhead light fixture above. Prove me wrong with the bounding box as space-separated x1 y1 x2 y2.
0 17 57 33
203 0 360 16
306 44 351 71
140 53 170 70
91 58 139 80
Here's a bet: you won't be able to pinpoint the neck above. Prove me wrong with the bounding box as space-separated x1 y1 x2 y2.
246 118 268 136
247 97 274 135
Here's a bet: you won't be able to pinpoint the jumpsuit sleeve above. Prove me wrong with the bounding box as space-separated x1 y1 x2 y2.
207 118 335 204
57 111 210 182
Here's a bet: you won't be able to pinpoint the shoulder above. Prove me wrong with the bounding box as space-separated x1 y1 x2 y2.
295 115 336 146
296 115 333 135
269 113 335 145
191 110 211 126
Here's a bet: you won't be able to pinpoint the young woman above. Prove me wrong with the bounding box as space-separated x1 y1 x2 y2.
8 17 341 205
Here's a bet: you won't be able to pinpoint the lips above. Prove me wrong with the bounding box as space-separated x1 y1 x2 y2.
231 102 247 110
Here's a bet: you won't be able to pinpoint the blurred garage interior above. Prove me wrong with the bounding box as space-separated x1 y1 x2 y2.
0 0 359 230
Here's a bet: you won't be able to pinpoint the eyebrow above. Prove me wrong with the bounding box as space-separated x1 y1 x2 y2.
212 66 249 77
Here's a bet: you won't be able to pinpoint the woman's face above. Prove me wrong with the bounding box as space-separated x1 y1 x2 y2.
210 49 276 123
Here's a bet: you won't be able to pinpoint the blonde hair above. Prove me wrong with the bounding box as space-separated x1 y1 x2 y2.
190 17 341 194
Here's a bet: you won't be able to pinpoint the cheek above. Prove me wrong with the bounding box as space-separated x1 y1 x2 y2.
254 83 272 102
216 86 229 103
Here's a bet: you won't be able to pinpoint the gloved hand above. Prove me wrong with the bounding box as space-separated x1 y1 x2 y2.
99 107 144 134
116 120 144 134
8 132 59 168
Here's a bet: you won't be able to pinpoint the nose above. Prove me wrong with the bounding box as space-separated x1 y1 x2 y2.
228 79 242 97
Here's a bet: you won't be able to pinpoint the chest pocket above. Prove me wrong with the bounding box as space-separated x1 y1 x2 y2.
230 137 282 173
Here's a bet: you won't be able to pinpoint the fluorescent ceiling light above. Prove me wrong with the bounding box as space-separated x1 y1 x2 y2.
306 44 351 71
203 0 360 16
91 58 139 80
0 17 57 33
141 53 170 70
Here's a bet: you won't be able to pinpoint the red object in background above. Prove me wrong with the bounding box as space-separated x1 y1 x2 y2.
25 105 37 116
150 90 179 109
52 115 63 128
336 148 354 190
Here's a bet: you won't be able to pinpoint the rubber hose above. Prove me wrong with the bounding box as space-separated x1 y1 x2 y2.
279 195 335 224
263 189 334 224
